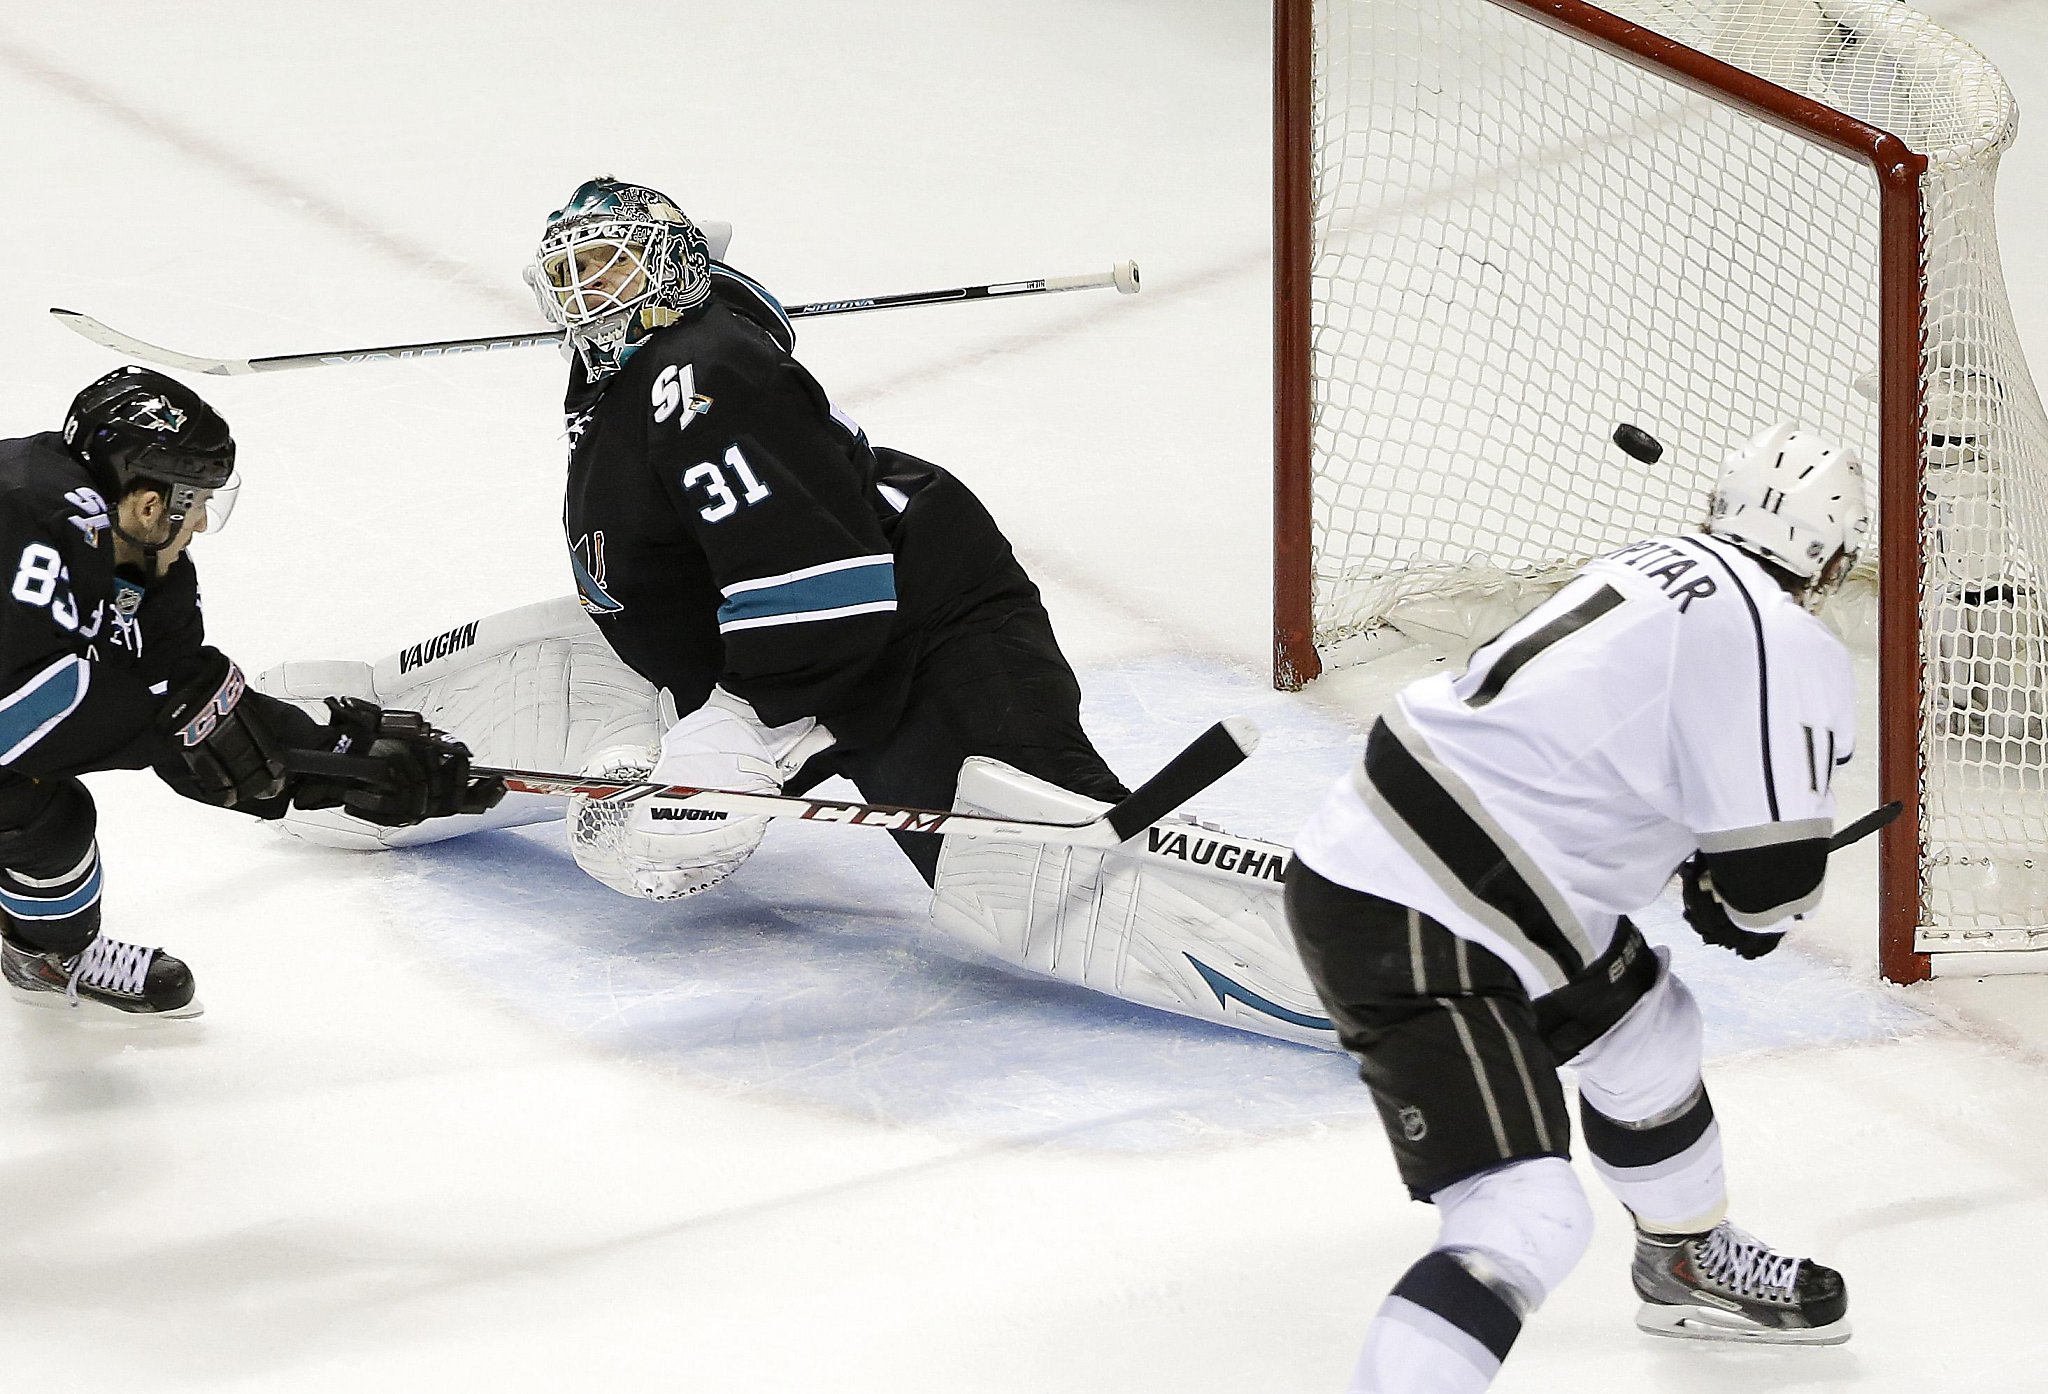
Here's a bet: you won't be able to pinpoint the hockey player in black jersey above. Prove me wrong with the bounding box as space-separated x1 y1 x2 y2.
0 367 503 1018
256 177 1333 1046
1283 424 1867 1390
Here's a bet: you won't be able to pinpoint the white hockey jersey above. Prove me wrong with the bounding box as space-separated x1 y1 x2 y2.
1293 533 1857 996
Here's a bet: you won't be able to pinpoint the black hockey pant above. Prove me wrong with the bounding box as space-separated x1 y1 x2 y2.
825 610 1128 884
1284 858 1662 1199
0 775 104 957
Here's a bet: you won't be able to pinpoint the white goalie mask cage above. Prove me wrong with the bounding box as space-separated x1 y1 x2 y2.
527 177 713 379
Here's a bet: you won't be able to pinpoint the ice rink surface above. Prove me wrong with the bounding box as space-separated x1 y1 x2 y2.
2 2 2047 1390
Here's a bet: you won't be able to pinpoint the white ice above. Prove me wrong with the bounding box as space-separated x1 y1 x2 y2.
2 2 2046 1390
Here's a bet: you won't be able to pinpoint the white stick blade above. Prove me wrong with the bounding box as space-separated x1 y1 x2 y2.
1219 715 1261 757
48 308 249 376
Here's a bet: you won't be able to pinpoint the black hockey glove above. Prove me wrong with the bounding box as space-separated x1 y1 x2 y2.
1678 856 1784 960
156 647 290 810
289 698 505 828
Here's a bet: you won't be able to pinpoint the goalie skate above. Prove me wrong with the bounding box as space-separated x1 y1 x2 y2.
1632 1222 1849 1345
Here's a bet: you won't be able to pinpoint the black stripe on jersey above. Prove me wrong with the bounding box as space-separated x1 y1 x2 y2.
1364 719 1588 980
1579 1084 1716 1170
1464 584 1625 708
1390 1250 1523 1364
1700 838 1827 922
1676 537 1779 820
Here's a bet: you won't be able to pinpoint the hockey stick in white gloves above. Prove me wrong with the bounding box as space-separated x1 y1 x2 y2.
440 715 1258 849
47 262 1142 377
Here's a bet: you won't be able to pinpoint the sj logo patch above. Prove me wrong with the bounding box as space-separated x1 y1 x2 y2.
651 363 713 428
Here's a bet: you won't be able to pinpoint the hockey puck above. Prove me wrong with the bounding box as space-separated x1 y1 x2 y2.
1613 422 1664 464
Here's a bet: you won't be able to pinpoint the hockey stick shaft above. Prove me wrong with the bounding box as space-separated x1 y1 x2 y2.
463 715 1256 848
1828 799 1902 852
47 261 1141 377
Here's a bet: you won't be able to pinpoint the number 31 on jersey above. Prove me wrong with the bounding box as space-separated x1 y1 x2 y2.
683 445 773 523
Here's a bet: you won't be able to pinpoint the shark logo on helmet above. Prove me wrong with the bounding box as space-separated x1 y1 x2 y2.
132 396 188 434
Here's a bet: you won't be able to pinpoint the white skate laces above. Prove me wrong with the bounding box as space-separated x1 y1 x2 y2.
1698 1224 1802 1301
65 934 157 1005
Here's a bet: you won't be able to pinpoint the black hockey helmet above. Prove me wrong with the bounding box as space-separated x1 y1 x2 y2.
63 365 236 503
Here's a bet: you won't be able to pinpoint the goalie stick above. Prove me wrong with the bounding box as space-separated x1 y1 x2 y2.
284 715 1257 848
48 261 1143 377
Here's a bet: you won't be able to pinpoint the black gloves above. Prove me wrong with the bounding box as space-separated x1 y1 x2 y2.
290 697 506 827
156 654 504 829
1678 855 1784 960
156 647 290 810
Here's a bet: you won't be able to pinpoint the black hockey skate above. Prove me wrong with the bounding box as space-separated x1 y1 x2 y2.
1633 1222 1848 1345
2 929 201 1019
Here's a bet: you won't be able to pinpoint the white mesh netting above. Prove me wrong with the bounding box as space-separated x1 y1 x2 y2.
1306 0 2048 941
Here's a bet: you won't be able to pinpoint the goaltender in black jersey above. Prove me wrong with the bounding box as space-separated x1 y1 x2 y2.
0 368 501 1019
257 177 1336 1048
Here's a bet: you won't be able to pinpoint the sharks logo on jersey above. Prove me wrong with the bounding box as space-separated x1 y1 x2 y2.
63 488 109 543
569 530 623 615
651 362 713 429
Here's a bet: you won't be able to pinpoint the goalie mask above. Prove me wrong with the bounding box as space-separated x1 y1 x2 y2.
1706 422 1871 605
528 176 712 382
63 365 241 541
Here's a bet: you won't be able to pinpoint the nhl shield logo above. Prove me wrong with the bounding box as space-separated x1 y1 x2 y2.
1398 1105 1428 1142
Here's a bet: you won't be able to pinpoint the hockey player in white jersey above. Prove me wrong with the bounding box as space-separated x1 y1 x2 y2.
1285 423 1866 1392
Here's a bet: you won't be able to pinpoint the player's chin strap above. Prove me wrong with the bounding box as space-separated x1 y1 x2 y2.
108 495 196 583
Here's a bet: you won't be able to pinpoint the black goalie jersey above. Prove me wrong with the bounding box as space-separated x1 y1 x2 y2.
0 432 206 779
561 265 1023 749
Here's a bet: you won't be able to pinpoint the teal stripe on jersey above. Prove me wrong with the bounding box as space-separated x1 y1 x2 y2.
717 560 896 631
0 657 87 763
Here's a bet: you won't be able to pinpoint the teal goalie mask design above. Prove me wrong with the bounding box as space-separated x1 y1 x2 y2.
527 176 712 381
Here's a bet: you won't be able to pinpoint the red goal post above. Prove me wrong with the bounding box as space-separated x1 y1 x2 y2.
1273 0 2045 984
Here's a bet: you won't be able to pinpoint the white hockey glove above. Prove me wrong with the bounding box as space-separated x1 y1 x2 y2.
568 688 832 901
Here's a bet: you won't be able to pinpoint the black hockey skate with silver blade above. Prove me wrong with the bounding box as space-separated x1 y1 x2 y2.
2 930 201 1019
1633 1222 1848 1345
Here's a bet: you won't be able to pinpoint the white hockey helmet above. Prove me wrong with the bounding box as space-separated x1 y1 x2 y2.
1707 422 1871 592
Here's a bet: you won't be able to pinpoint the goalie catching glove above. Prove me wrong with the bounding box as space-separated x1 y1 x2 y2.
569 687 833 900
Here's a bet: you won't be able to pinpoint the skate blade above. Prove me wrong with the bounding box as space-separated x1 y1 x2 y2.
1636 1303 1850 1346
6 982 205 1021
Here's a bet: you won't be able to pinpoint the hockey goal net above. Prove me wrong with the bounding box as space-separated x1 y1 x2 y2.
1273 0 2048 983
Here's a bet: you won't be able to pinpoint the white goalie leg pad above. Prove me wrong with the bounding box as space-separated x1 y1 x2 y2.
253 595 665 849
929 758 1335 1048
